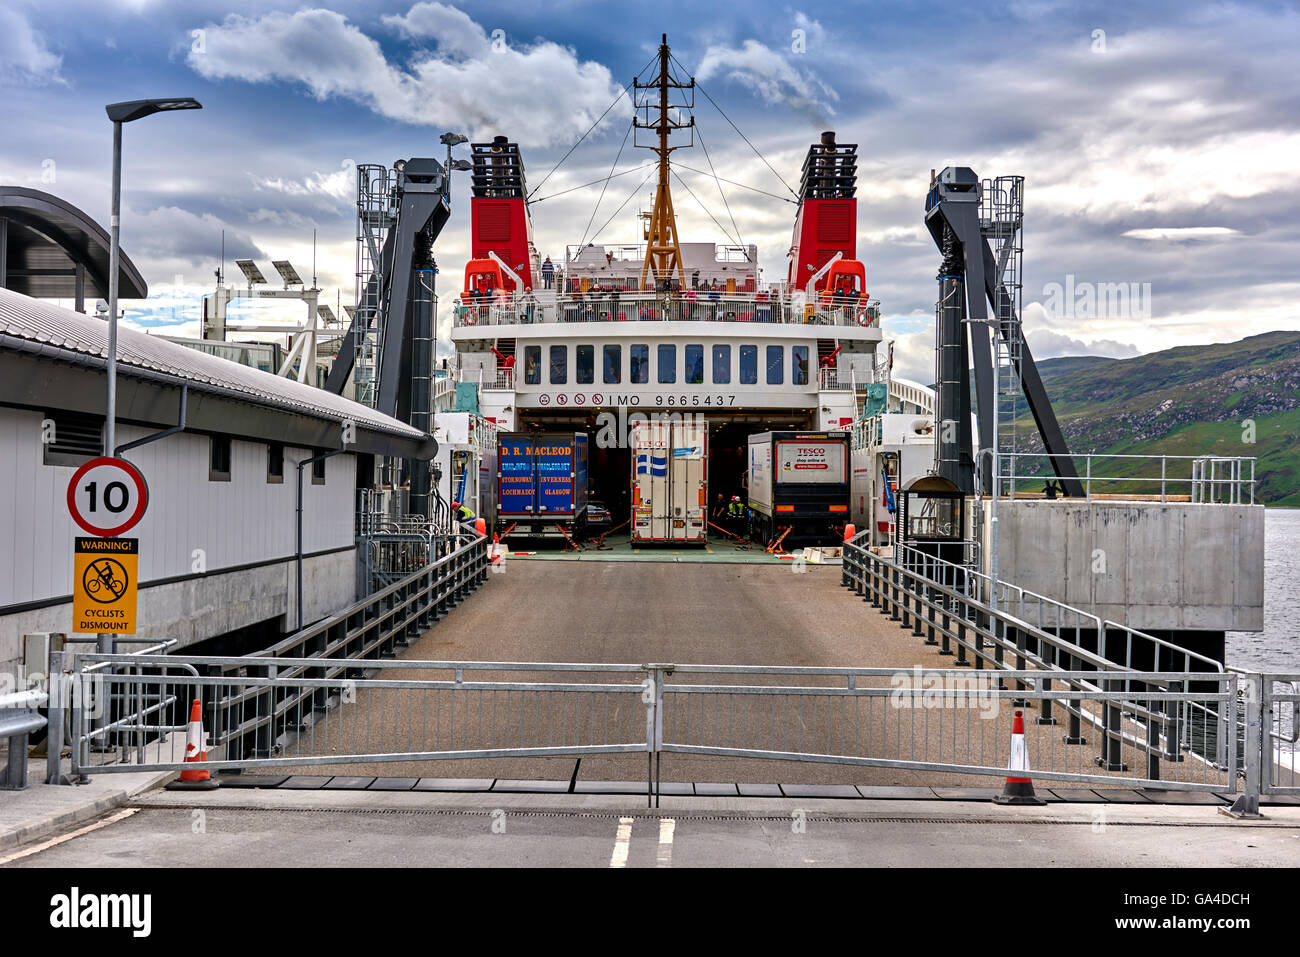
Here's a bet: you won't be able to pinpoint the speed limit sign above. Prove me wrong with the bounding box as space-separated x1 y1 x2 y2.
67 457 149 537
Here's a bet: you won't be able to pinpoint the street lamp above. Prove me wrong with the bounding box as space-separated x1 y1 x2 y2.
103 97 202 457
439 131 470 197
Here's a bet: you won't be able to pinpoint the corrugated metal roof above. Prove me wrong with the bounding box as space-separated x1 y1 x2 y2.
0 287 423 439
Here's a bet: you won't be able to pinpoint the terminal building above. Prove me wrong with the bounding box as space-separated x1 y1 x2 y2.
0 286 432 672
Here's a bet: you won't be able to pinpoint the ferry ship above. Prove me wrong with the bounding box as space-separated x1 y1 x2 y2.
448 36 930 548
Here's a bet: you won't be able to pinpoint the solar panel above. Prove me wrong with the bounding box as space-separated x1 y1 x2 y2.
272 260 304 286
235 260 268 285
317 305 338 326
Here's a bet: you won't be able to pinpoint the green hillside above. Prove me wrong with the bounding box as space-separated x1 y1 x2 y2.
1005 331 1300 506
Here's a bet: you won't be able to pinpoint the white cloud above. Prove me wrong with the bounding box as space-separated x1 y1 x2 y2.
1121 227 1240 242
697 38 838 117
253 161 356 203
382 1 483 55
0 8 63 86
1026 329 1139 359
186 5 628 146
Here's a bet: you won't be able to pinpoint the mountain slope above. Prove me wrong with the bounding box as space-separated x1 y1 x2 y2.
1006 331 1300 506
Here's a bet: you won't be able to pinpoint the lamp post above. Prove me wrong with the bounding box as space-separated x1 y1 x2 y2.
439 131 470 198
104 98 202 456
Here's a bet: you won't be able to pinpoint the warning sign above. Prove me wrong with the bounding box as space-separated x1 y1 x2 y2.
73 537 138 635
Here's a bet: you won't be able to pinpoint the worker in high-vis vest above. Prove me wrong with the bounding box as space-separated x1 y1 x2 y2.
451 501 476 533
727 495 745 536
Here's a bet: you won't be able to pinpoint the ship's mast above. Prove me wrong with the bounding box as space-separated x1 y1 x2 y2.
635 34 693 290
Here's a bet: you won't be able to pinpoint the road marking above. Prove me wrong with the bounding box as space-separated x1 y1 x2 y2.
0 807 139 865
609 816 634 868
657 818 676 867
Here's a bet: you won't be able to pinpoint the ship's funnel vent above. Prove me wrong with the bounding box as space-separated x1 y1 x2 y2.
470 137 527 199
799 134 857 200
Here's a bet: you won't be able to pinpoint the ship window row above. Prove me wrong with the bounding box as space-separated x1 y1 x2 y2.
523 343 810 388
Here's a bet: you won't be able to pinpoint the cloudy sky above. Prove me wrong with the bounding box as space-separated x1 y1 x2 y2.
2 0 1297 380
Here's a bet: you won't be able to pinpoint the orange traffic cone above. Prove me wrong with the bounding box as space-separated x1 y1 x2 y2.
994 709 1044 805
166 699 220 791
490 533 502 565
843 523 856 543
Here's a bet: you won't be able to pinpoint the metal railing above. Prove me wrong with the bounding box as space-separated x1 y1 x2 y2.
998 451 1256 504
839 534 1235 779
818 366 856 391
481 368 514 390
39 529 1278 813
54 534 489 783
1 690 47 789
656 666 1235 794
1261 675 1299 795
59 655 1239 806
67 658 650 778
883 541 1223 676
452 292 882 329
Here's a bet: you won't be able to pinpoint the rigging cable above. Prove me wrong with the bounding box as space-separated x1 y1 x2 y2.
671 163 796 204
527 53 658 200
579 118 636 249
586 165 658 248
670 167 743 251
694 123 749 261
530 162 656 204
670 52 799 199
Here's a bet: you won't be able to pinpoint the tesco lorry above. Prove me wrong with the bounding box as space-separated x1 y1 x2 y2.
747 431 851 545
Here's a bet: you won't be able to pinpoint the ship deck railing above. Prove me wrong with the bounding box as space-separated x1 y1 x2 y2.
996 451 1256 505
452 291 882 329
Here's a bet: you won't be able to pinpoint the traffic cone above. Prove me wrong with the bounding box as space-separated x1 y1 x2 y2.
490 533 502 565
167 699 220 790
843 523 856 543
993 709 1044 805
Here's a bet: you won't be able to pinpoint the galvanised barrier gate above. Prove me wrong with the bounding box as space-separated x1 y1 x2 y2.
45 532 489 786
1258 677 1299 798
57 656 1257 810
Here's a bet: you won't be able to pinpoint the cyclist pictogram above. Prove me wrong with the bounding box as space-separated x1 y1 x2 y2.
83 558 129 603
73 537 139 634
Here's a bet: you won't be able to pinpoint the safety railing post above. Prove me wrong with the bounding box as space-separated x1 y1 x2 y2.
1145 707 1161 781
69 655 85 784
1097 677 1128 771
939 605 953 657
1037 676 1057 726
1224 673 1263 818
643 664 669 809
46 650 68 785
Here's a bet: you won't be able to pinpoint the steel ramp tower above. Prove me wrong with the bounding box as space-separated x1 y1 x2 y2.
326 156 451 516
924 167 1083 498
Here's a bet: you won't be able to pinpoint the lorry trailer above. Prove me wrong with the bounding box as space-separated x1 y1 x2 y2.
747 431 851 546
631 417 708 544
497 432 588 539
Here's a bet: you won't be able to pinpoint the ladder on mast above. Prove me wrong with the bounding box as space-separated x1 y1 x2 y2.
981 175 1024 492
355 164 394 409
